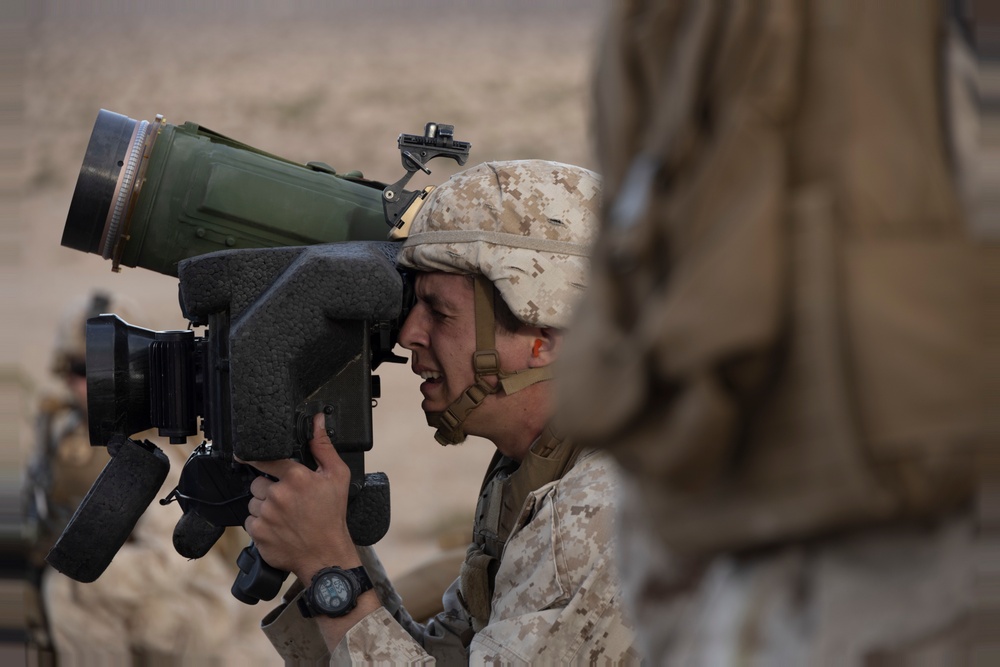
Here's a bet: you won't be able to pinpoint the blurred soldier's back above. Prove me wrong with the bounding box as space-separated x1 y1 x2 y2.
560 0 996 664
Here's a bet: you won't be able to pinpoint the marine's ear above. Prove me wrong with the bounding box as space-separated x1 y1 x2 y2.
528 328 562 368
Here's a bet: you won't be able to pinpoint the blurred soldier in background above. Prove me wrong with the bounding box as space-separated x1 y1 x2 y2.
559 0 994 664
24 291 277 666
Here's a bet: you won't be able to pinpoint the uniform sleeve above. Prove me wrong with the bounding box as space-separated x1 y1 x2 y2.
358 545 475 662
261 547 472 665
260 587 329 665
261 595 431 666
331 607 434 665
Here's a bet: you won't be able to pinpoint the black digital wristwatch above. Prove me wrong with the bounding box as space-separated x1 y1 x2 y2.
297 565 374 619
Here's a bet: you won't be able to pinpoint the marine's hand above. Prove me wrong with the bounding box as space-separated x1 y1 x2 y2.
242 413 360 582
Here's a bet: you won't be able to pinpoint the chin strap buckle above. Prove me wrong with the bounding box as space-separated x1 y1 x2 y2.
473 350 500 377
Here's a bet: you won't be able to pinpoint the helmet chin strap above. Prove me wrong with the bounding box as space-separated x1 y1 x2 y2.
427 275 553 446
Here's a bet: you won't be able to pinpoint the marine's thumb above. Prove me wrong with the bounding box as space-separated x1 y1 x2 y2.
309 412 346 473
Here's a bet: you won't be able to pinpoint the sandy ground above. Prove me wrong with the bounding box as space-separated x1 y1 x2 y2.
6 2 603 660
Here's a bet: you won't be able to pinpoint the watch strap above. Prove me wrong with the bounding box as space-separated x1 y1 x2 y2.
349 565 374 595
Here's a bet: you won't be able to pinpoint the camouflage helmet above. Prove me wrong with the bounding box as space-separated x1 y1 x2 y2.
396 160 601 329
52 291 140 376
396 160 601 446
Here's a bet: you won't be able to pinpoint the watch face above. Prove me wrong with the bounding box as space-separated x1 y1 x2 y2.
314 571 353 614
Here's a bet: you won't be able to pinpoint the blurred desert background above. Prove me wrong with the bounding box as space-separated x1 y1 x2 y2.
4 0 604 659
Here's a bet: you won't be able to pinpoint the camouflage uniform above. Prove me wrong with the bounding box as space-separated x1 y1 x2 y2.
557 0 994 664
261 449 638 664
261 161 639 663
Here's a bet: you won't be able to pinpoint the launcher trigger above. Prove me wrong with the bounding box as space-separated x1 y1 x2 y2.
295 401 336 446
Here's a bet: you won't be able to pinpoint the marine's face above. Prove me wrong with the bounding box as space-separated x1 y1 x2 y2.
398 272 481 416
399 270 557 455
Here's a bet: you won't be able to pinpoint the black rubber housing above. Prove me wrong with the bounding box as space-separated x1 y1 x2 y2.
45 437 169 583
178 241 403 462
62 110 136 254
173 510 226 559
347 472 390 546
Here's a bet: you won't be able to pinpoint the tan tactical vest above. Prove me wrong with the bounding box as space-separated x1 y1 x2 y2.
558 0 994 557
459 426 579 630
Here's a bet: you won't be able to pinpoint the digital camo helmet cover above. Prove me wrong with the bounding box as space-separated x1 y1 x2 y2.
396 160 601 329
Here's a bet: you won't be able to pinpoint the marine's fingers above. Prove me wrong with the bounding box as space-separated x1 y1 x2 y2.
249 475 272 500
248 497 263 517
